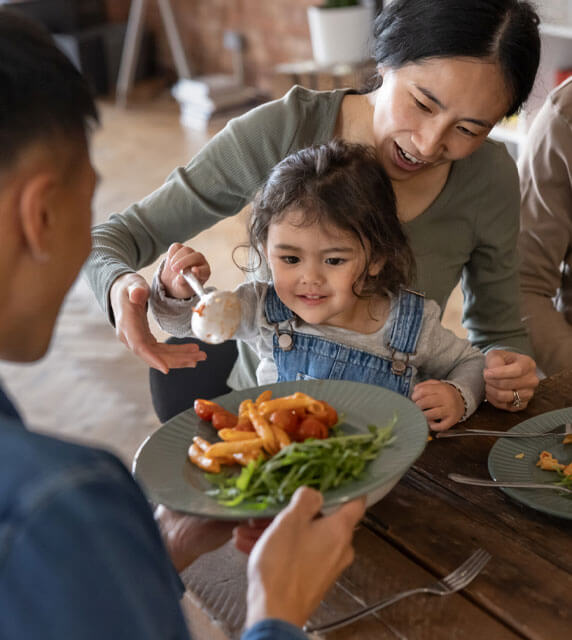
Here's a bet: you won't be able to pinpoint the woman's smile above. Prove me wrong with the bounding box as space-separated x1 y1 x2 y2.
393 141 429 172
371 57 510 182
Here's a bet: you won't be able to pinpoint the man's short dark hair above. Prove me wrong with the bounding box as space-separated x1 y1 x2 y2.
0 9 98 171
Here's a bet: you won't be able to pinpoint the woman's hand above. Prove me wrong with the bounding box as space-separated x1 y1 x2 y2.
110 272 206 374
245 487 365 629
154 505 237 572
161 243 211 299
483 350 539 411
411 379 465 431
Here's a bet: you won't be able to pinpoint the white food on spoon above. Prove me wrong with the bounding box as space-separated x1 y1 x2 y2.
180 270 241 344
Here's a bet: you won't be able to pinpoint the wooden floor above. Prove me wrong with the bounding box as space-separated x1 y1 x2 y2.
0 91 465 466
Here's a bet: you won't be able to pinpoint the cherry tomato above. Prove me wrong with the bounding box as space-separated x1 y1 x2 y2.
269 409 299 435
211 410 238 430
292 407 307 420
322 402 338 427
194 399 225 422
295 416 328 441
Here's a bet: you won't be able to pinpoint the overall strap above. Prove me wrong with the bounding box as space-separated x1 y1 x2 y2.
387 289 425 354
264 285 295 323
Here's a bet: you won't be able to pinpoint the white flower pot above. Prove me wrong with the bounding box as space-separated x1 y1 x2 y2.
307 4 374 66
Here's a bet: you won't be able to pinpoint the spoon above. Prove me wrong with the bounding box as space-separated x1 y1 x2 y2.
179 270 241 344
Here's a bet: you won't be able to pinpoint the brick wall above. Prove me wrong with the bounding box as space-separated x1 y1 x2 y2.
105 0 316 94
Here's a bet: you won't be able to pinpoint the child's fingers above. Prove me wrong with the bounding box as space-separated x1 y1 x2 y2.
419 404 456 432
173 251 210 279
421 406 446 421
429 415 457 432
167 242 186 260
411 379 441 402
413 390 443 411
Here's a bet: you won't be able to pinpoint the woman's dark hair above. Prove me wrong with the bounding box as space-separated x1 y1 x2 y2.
0 9 98 172
248 139 415 298
372 0 540 116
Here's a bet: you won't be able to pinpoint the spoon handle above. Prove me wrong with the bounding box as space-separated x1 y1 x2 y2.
179 269 206 297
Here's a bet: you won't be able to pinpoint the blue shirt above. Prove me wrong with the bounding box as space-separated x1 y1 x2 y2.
0 385 305 640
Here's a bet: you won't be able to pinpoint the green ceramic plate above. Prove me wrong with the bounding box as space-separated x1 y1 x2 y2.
488 407 572 520
133 379 428 520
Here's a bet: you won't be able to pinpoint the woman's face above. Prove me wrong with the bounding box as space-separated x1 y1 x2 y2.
371 57 511 181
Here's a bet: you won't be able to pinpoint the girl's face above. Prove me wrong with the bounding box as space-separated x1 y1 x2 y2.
265 210 383 333
371 57 511 181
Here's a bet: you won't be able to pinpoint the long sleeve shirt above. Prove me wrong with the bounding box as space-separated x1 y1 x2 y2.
0 385 306 640
518 77 572 376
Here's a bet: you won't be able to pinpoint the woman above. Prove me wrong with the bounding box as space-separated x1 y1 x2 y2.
85 0 540 419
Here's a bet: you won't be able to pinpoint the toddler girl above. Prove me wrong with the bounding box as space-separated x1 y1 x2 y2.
151 140 484 430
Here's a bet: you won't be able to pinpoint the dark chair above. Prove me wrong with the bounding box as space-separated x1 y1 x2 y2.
149 337 238 423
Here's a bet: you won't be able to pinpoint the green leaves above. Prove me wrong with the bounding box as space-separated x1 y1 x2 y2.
554 469 572 495
206 415 397 508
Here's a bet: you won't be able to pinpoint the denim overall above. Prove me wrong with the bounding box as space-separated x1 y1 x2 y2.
264 286 425 397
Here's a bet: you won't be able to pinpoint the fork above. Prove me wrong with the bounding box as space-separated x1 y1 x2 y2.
449 473 572 494
303 548 491 634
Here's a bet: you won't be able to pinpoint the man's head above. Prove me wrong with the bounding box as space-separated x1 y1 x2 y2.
0 10 99 362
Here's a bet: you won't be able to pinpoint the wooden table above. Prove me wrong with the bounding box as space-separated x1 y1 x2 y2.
180 371 572 639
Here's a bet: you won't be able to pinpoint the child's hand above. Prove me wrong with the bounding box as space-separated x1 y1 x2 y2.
161 243 211 299
411 379 465 432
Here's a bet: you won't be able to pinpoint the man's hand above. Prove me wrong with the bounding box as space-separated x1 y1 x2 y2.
110 272 206 374
483 350 539 411
245 487 365 629
154 505 237 572
411 379 465 431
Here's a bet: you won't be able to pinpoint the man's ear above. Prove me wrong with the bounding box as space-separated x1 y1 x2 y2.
18 172 57 263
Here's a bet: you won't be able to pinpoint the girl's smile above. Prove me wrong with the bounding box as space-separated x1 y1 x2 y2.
265 210 386 334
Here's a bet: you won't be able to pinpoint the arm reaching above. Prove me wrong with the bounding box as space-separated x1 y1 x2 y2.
109 272 206 374
245 487 365 629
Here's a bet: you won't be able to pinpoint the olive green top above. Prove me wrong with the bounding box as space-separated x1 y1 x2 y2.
84 85 531 385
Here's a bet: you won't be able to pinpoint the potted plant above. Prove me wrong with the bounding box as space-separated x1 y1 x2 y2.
307 0 374 67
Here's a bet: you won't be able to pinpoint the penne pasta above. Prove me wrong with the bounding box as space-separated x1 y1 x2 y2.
218 428 260 442
189 390 334 473
205 437 264 459
257 392 323 417
247 401 278 454
188 443 221 473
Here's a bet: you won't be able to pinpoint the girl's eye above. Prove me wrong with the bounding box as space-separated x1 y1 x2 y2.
414 97 431 113
325 257 345 266
457 125 478 138
280 255 299 264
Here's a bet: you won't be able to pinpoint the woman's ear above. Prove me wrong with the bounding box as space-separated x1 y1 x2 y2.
18 172 57 263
